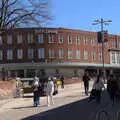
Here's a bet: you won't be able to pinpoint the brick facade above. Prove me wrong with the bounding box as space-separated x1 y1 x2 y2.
0 28 120 78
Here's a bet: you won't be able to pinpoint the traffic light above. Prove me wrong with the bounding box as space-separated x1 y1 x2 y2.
104 31 108 42
97 31 108 43
97 32 102 43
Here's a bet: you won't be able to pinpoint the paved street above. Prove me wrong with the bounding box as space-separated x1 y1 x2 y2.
0 81 120 120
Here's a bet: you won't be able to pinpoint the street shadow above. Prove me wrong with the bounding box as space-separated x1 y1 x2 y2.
21 91 110 120
12 106 33 109
12 105 47 109
23 94 33 98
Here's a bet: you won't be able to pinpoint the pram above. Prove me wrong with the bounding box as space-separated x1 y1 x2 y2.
88 89 97 101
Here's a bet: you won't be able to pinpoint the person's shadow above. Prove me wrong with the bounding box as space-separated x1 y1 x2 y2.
21 90 112 120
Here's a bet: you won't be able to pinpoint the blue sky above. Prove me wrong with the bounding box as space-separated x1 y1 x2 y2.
47 0 120 35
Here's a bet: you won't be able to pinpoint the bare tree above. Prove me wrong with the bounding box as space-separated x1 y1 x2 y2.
0 0 52 29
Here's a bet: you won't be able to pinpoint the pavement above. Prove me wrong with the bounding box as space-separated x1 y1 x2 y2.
0 81 120 120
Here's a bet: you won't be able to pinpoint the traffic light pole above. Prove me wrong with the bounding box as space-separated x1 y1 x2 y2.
101 19 105 83
92 18 112 83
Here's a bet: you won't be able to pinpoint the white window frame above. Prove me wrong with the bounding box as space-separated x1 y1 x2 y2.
58 35 64 44
84 36 88 45
76 36 80 44
110 51 120 64
98 52 102 61
17 34 23 44
38 34 44 44
48 34 54 43
38 48 45 59
17 49 23 59
84 49 88 60
91 38 96 45
28 48 34 59
76 49 80 59
112 40 116 48
58 48 64 59
7 49 13 60
68 35 72 44
48 48 54 58
68 48 72 59
28 33 33 43
118 41 120 48
91 51 96 60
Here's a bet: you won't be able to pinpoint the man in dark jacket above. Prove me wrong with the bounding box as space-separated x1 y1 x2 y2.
107 75 118 104
82 72 90 95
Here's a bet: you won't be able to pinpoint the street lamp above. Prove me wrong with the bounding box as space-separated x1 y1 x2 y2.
92 18 112 83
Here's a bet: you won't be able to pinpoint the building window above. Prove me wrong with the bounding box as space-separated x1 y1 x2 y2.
91 37 96 45
38 48 45 59
116 52 120 64
0 36 3 45
17 34 23 44
98 52 102 61
28 33 33 43
7 35 12 44
37 34 44 44
91 51 96 60
110 51 120 64
104 42 108 47
76 49 80 59
0 50 3 60
111 52 116 64
58 48 64 59
68 48 72 59
17 49 23 59
48 48 54 58
112 40 116 48
58 35 64 43
118 41 120 48
84 36 88 45
7 49 13 60
28 48 34 59
68 35 72 44
76 36 80 44
48 34 54 43
84 49 88 59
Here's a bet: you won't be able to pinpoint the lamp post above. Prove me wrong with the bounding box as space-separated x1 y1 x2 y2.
92 18 112 83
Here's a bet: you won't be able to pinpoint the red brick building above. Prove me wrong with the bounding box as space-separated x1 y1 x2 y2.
0 27 120 79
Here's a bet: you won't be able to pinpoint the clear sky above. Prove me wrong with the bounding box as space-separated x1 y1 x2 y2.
47 0 120 35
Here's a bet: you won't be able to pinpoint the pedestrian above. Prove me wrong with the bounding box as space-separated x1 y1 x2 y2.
39 69 48 96
107 74 118 104
32 76 41 107
53 77 58 95
46 77 54 106
60 75 64 89
90 75 105 103
82 72 90 95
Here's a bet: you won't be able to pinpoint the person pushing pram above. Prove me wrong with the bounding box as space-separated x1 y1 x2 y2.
88 75 105 103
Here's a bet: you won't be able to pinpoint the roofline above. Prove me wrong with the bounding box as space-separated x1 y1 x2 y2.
0 27 119 36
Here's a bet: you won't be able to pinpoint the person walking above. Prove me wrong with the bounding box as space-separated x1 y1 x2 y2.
32 76 41 107
60 75 64 89
46 77 54 107
91 75 105 103
39 69 48 96
107 74 118 104
82 72 90 95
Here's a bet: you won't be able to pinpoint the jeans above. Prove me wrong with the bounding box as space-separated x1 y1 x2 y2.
84 82 89 95
33 91 40 106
